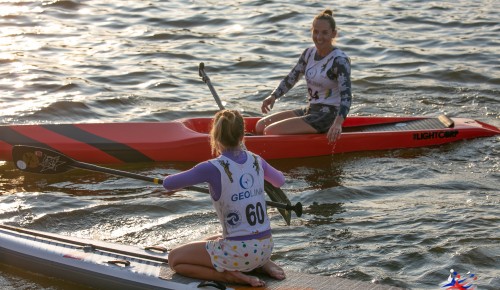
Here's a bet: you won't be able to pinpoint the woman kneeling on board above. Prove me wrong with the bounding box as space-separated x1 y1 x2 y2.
163 109 286 287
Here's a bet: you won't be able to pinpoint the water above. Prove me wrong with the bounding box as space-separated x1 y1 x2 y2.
0 0 499 289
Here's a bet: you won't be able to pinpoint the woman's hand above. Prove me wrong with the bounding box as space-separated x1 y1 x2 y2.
261 95 276 114
327 116 344 144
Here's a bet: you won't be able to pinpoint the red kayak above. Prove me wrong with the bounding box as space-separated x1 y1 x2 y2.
0 115 498 164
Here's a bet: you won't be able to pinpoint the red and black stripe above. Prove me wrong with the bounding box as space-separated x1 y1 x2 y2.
1 125 153 163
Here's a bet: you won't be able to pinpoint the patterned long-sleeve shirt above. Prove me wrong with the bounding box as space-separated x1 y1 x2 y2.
271 47 352 119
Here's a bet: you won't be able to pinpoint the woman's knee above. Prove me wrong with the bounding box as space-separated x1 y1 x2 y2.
255 119 267 135
168 242 211 271
256 113 285 134
262 124 277 135
168 247 180 269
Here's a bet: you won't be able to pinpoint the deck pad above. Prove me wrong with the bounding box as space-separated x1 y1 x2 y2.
344 117 447 133
158 264 402 290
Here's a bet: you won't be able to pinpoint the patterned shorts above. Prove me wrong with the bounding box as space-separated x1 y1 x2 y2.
293 104 339 133
205 237 274 272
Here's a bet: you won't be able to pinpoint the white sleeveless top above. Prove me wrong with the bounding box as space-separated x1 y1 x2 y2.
208 151 271 239
304 47 348 106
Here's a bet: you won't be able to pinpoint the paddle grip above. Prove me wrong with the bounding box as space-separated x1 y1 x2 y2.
198 62 225 110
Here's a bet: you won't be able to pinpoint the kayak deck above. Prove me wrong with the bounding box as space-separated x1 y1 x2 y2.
0 115 498 163
0 224 402 290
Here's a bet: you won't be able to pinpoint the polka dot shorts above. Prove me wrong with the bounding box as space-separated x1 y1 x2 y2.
205 237 274 272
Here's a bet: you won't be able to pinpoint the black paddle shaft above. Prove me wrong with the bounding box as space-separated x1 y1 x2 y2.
12 145 301 216
199 62 225 110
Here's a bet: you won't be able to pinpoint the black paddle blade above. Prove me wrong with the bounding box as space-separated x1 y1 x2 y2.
12 145 75 174
264 181 292 225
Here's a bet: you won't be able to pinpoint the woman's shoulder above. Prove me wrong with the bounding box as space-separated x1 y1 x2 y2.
331 47 350 65
246 150 261 159
196 160 219 172
302 46 316 56
333 47 349 58
297 46 316 64
248 151 273 168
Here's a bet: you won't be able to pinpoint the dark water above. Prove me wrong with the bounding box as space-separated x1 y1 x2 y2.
0 1 499 289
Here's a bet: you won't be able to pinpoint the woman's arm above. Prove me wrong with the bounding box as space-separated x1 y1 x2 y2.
163 162 222 200
328 56 352 119
261 158 285 188
327 56 352 143
261 48 311 114
270 48 311 100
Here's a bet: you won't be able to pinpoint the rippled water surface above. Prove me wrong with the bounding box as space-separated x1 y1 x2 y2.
0 0 499 289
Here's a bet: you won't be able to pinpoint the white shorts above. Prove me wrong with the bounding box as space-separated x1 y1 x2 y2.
205 236 274 272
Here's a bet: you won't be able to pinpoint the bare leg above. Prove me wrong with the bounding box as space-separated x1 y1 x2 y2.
169 241 265 287
255 110 297 134
264 116 317 135
174 264 265 287
168 241 217 279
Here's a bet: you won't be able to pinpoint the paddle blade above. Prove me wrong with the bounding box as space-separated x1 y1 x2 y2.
264 181 292 226
12 145 75 174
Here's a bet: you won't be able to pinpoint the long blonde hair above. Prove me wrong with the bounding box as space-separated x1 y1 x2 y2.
210 109 245 155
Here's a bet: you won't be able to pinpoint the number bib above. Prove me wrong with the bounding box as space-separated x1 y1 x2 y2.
304 47 348 106
209 152 271 239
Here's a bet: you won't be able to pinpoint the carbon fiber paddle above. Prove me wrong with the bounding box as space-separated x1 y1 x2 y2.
12 145 302 223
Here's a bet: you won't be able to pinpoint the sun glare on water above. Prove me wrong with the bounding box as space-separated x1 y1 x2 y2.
220 24 244 35
0 3 43 17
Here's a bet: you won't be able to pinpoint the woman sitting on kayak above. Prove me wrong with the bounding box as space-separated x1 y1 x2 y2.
163 109 286 287
256 8 352 144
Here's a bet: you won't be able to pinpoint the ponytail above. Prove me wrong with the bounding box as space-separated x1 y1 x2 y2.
210 110 245 155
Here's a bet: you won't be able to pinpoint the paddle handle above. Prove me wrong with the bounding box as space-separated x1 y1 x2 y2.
199 62 225 110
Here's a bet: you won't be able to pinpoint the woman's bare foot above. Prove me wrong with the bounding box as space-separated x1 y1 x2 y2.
261 260 286 280
225 271 265 287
